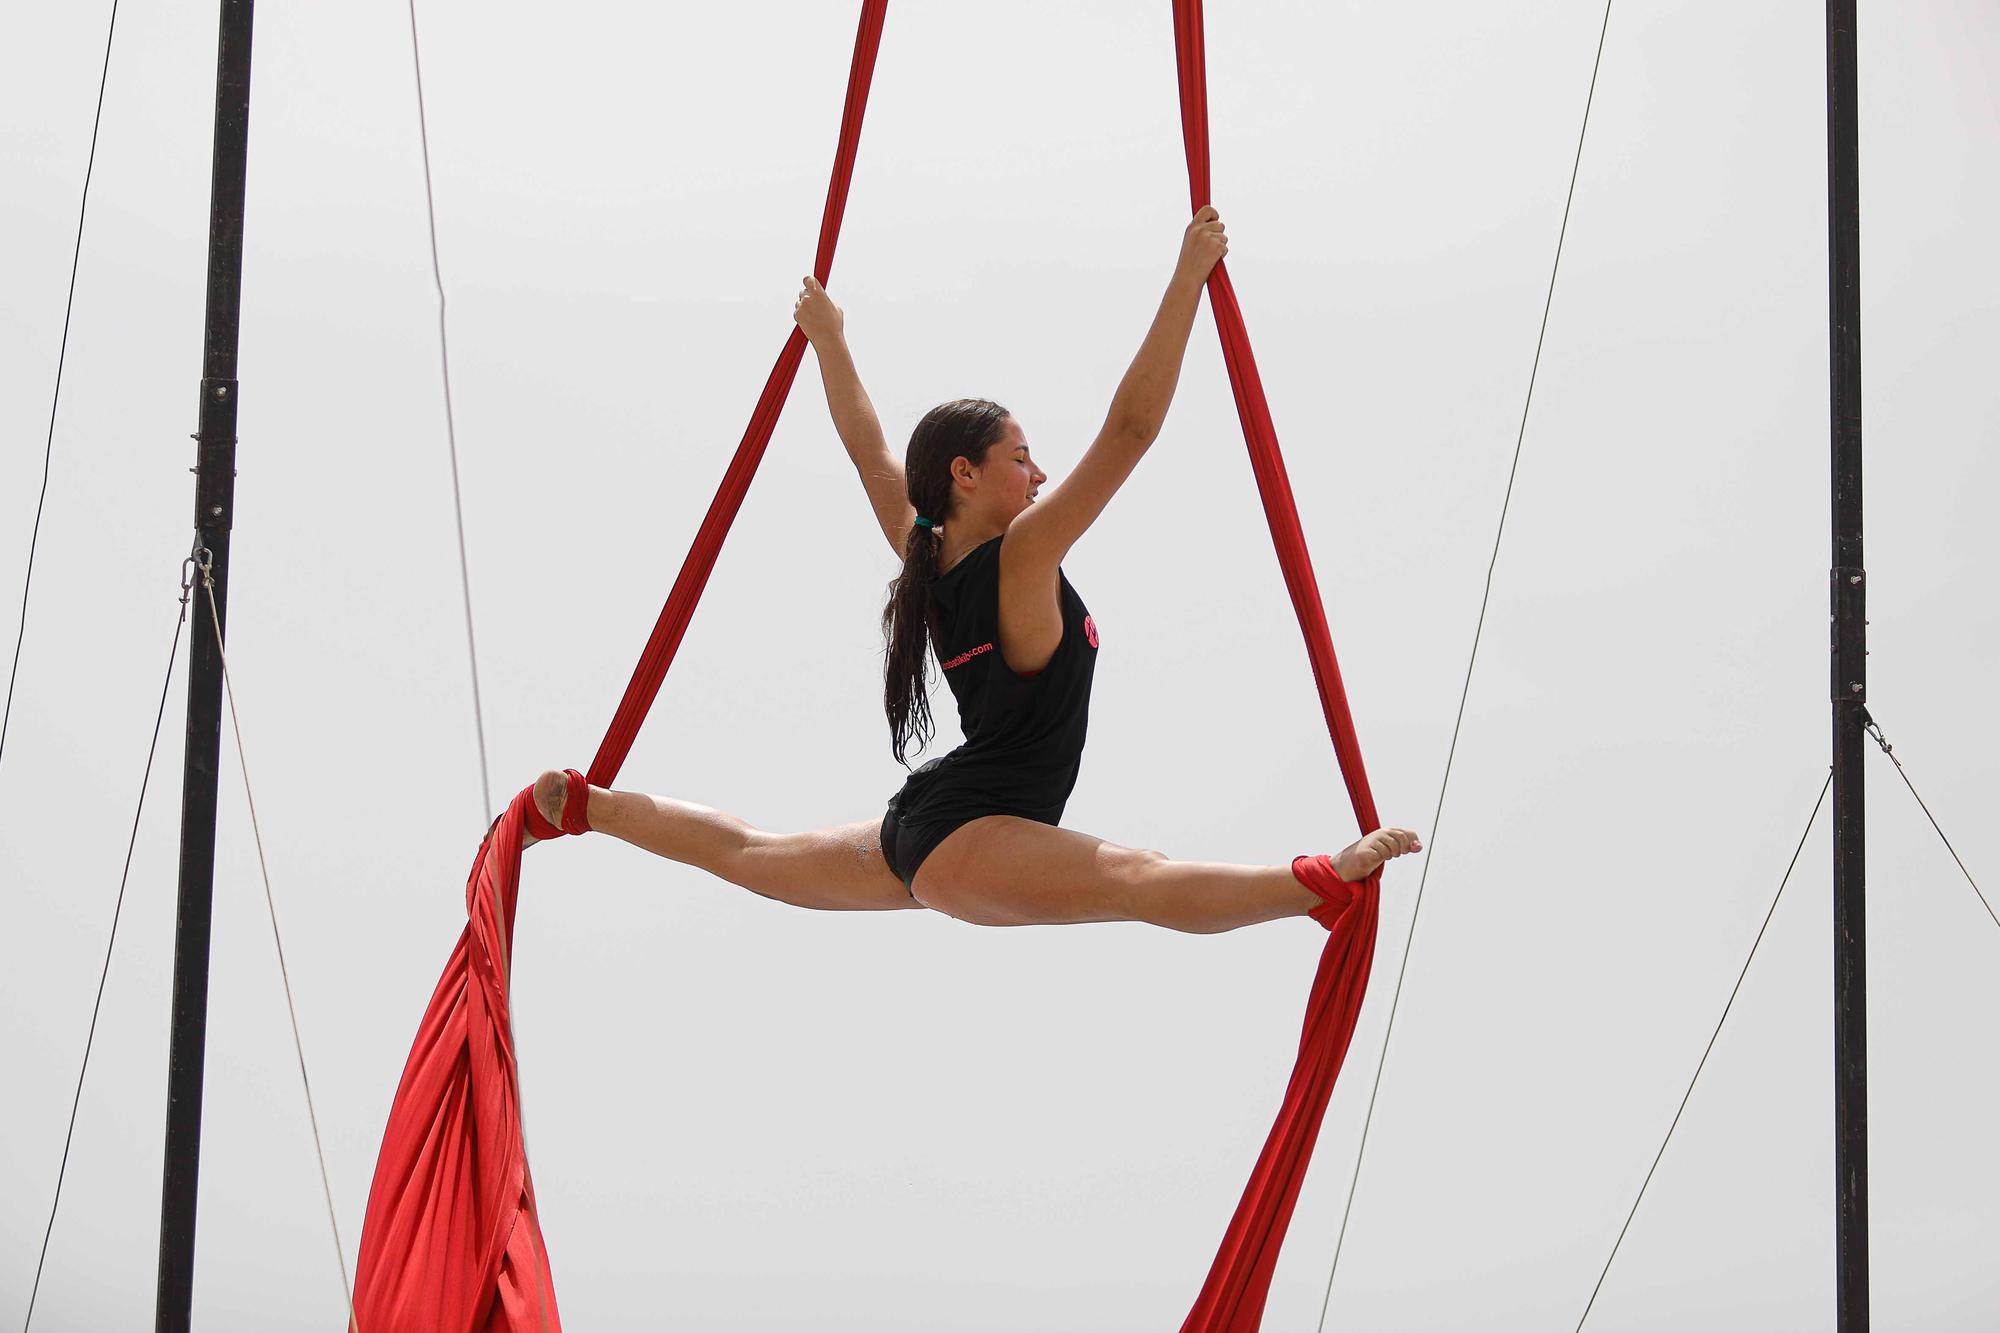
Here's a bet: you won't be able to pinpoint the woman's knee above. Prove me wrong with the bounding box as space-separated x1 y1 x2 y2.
1103 844 1173 921
1109 846 1251 933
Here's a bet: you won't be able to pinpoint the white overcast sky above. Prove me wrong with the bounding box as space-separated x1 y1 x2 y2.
3 2 1996 1330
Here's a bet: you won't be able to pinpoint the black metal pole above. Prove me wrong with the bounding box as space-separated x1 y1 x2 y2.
156 2 253 1328
1825 3 1868 1331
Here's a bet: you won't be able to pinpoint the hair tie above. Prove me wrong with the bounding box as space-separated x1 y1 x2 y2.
913 516 936 529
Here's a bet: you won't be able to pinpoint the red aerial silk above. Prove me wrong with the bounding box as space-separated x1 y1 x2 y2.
353 1 1381 1328
1170 1 1383 1328
351 6 887 1329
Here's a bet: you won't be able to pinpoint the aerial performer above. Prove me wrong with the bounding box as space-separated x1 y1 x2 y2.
356 3 1410 1326
522 207 1421 929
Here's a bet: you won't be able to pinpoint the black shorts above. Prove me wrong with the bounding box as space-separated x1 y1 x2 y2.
878 805 972 896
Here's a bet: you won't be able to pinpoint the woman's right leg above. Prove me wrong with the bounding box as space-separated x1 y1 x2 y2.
534 772 919 914
911 815 1329 934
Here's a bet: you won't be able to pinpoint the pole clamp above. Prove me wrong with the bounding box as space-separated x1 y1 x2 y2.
193 376 240 532
1830 566 1866 705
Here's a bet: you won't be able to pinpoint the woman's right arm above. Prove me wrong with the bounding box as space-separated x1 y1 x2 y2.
796 278 912 557
1002 207 1228 572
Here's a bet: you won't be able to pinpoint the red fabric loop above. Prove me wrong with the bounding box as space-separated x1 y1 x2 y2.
1291 854 1367 930
558 769 591 836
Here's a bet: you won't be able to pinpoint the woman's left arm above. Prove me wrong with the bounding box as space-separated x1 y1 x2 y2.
797 278 914 556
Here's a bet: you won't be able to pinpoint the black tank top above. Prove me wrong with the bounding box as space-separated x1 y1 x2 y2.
888 534 1099 829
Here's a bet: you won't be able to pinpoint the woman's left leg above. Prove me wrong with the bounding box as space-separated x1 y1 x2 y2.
527 772 919 913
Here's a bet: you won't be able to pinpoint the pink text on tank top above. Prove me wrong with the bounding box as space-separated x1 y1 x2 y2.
941 641 994 671
943 618 1097 672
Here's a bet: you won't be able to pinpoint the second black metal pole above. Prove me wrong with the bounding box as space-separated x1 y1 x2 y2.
156 2 254 1329
1825 3 1868 1331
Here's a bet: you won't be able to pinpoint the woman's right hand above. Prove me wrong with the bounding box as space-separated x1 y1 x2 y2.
794 275 844 346
1174 205 1229 287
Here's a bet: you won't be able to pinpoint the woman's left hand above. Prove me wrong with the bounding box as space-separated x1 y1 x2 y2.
1331 826 1423 883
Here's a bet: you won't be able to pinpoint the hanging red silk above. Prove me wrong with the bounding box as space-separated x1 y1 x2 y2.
351 7 887 1328
1171 2 1383 1327
353 2 1380 1328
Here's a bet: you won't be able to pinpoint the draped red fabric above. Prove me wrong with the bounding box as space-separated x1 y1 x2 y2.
1170 1 1384 1328
350 5 887 1328
352 791 560 1332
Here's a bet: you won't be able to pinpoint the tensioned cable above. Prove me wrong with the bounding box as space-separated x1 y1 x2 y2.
1863 712 1994 930
20 558 187 1333
1 0 122 773
195 557 358 1332
1315 2 1615 1323
1572 771 1832 1331
404 0 493 826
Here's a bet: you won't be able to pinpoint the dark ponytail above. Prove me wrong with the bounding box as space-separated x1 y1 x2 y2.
883 398 1011 765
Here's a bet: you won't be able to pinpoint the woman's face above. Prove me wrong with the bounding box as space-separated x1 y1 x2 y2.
956 416 1046 522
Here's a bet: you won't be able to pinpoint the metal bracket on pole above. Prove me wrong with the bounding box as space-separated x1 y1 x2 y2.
1831 566 1866 705
193 378 238 530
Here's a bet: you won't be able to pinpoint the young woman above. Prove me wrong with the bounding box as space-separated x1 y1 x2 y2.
527 207 1420 932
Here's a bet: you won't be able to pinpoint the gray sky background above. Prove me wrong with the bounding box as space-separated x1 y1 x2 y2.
3 2 1996 1329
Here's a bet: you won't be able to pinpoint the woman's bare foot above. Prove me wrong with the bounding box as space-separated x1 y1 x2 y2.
1331 826 1423 882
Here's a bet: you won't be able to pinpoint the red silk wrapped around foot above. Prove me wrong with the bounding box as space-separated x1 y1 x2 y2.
1291 854 1364 930
524 768 591 842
